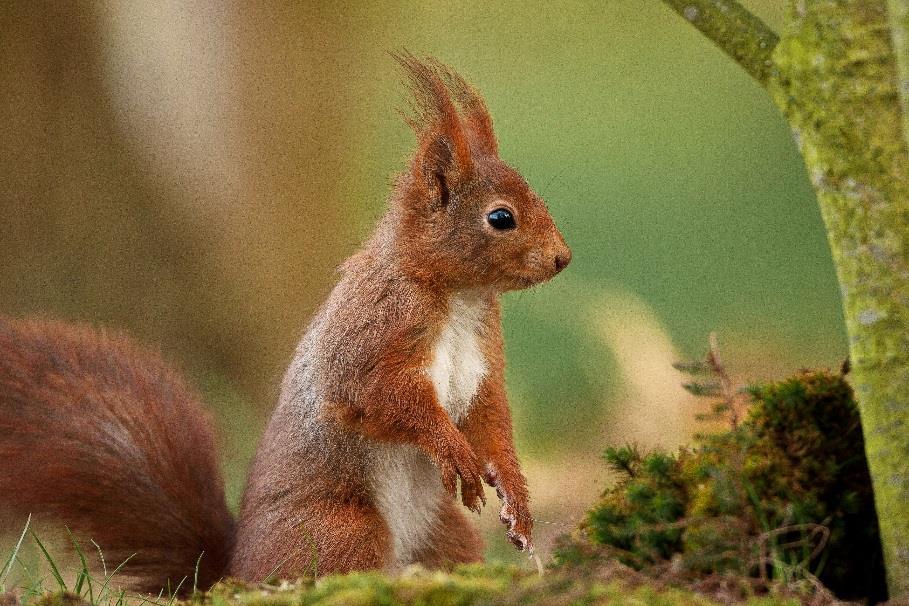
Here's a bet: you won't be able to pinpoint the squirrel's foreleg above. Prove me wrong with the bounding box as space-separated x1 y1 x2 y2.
326 365 486 510
461 374 533 553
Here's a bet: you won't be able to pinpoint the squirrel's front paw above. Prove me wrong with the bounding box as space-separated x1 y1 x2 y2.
460 473 486 514
435 436 485 513
500 499 533 553
484 467 533 552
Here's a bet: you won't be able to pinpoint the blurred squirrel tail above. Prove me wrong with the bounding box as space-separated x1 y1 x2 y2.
0 316 234 593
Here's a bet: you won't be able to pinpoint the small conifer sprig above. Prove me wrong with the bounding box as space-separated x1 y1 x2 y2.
673 333 748 429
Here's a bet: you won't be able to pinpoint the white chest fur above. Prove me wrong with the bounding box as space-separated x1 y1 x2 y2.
426 294 488 424
370 294 489 569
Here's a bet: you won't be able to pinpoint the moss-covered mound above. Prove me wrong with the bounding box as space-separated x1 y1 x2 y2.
15 562 804 606
560 370 887 603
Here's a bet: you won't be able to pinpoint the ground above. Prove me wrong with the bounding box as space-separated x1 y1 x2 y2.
10 560 823 606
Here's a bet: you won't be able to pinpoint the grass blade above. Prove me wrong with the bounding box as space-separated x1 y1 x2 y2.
166 576 187 606
74 571 86 596
14 555 43 601
97 553 136 605
31 531 67 592
192 552 204 596
66 527 94 603
91 539 107 579
261 555 291 584
0 514 31 589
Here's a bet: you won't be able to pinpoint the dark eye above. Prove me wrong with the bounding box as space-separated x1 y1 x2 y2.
487 208 516 230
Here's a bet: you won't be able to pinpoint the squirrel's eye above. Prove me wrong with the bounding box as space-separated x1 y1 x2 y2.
487 208 516 230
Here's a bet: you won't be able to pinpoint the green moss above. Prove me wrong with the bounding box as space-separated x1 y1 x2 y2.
201 566 798 606
30 594 87 606
13 562 806 606
571 370 886 602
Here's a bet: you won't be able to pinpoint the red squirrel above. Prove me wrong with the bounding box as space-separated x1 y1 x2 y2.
0 55 570 592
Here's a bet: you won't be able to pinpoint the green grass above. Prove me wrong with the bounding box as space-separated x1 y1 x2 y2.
1 522 135 606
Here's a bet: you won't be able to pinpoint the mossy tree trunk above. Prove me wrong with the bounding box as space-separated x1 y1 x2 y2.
662 0 909 597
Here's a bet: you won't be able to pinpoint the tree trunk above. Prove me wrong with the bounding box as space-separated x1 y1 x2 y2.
662 0 909 596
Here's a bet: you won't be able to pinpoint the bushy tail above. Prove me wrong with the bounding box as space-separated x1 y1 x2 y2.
0 317 234 593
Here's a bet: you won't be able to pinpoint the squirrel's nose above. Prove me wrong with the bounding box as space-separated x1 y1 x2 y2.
554 248 571 273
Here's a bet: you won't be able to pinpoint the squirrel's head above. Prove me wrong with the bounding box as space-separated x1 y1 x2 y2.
390 54 571 292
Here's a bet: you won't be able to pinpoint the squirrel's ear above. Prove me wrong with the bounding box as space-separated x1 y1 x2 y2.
430 59 498 156
412 134 462 209
394 52 473 207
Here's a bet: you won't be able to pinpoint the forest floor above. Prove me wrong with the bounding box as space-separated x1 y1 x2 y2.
12 556 833 606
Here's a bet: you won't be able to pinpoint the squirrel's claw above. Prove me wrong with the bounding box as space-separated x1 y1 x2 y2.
433 431 485 511
506 529 531 552
461 483 486 514
459 473 486 514
466 498 483 515
499 497 533 552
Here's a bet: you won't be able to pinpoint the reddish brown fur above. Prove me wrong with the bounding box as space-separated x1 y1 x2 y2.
411 500 484 569
0 317 233 593
232 55 569 577
0 56 569 589
462 303 533 548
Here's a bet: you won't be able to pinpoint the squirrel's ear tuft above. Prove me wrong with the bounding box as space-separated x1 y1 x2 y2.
427 58 498 156
393 52 476 201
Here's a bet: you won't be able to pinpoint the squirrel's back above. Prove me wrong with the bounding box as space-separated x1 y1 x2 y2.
0 316 233 593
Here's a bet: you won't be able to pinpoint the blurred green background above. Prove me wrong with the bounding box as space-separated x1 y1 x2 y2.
0 1 843 563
